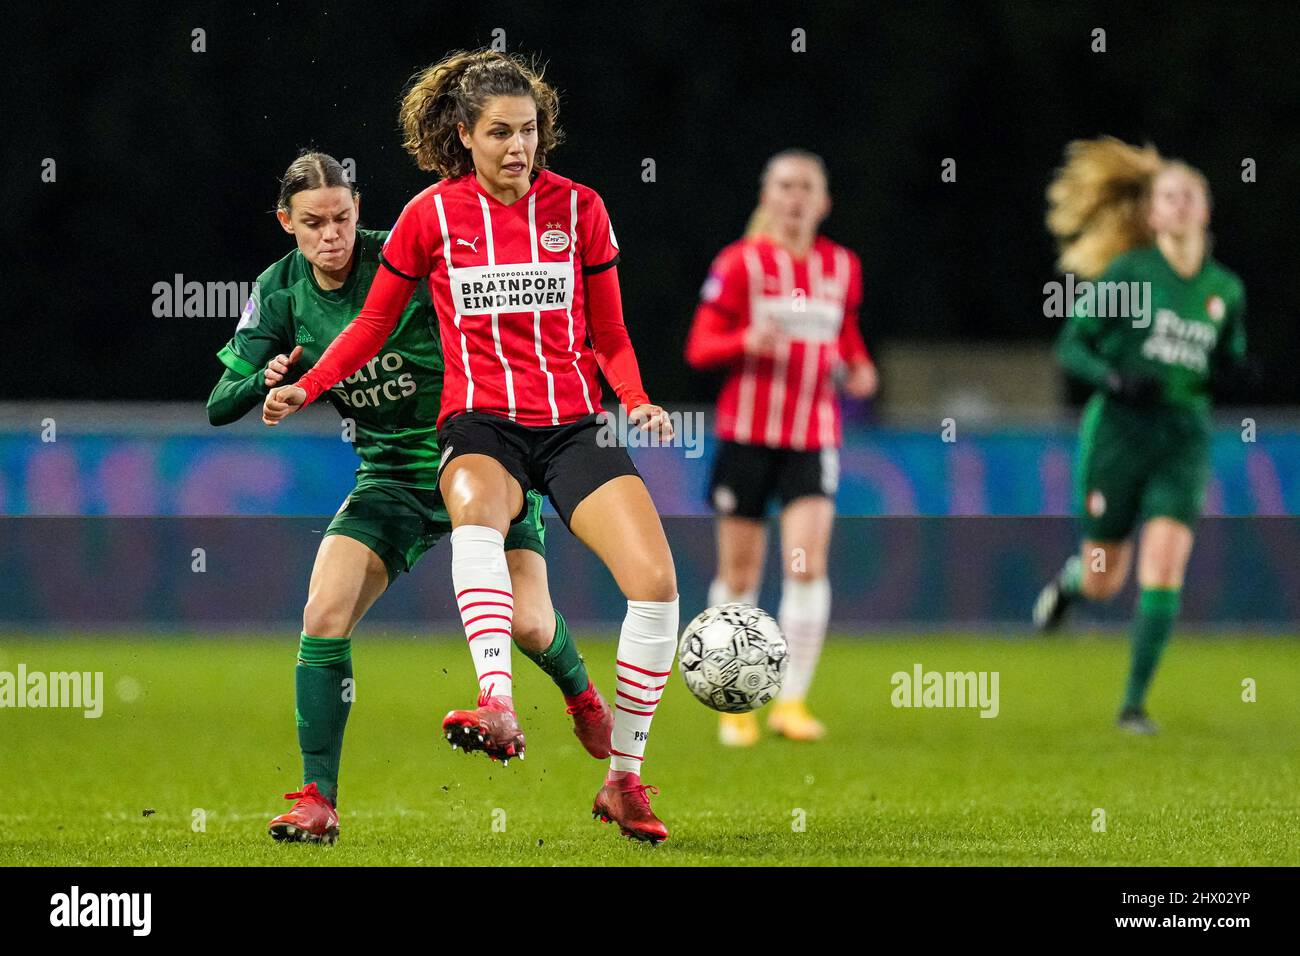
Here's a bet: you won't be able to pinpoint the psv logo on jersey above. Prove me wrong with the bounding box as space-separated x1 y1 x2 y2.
539 227 570 253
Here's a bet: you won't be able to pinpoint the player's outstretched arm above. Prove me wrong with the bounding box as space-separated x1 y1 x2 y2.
208 346 303 427
293 265 415 407
207 367 268 426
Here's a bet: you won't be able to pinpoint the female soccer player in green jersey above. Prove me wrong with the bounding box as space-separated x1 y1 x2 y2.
1032 137 1248 735
208 152 612 843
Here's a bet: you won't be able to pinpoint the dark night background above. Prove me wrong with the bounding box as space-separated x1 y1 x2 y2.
4 0 1298 404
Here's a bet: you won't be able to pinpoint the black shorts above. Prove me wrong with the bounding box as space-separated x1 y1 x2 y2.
707 440 839 520
437 411 641 528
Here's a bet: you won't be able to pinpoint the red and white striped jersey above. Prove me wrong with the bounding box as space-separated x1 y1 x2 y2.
686 234 869 450
380 168 624 428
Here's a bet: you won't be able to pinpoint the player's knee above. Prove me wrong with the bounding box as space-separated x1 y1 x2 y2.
785 555 828 582
302 597 354 639
1081 568 1125 602
623 560 678 603
510 607 553 652
452 503 511 536
722 567 762 595
1140 563 1184 590
719 545 764 591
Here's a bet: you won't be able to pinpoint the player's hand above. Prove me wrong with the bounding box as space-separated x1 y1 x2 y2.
263 346 304 388
629 404 675 441
743 322 787 358
841 360 879 399
263 385 307 426
1106 370 1162 407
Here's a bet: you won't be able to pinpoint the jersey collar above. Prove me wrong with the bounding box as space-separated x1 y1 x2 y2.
1152 243 1209 285
467 168 546 208
753 232 820 264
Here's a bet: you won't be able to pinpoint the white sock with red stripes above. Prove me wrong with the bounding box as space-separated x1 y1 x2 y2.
450 525 514 701
777 577 830 702
708 578 759 609
609 598 679 775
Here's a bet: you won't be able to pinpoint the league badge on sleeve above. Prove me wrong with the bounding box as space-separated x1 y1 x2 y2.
235 284 260 331
1206 295 1226 322
700 273 723 303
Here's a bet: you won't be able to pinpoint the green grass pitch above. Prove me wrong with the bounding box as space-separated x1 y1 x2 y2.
1 633 1296 866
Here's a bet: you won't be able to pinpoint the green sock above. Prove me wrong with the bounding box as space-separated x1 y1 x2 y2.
1058 554 1083 599
1122 588 1180 712
295 633 353 806
523 611 590 697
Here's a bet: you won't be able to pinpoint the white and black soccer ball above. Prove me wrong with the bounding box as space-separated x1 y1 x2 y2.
677 603 788 713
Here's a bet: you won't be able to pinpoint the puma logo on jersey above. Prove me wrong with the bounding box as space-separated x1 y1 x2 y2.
456 237 480 253
295 326 316 345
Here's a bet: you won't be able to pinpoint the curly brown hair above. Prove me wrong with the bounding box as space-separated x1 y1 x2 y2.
399 49 563 179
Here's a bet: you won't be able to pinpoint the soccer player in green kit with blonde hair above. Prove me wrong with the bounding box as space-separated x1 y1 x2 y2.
1032 138 1248 735
207 152 612 843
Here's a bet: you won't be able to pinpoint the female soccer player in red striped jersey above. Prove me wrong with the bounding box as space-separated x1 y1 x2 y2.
263 50 678 843
686 150 877 747
214 152 612 845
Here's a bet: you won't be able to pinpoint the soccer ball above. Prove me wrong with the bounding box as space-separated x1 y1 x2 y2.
677 603 788 713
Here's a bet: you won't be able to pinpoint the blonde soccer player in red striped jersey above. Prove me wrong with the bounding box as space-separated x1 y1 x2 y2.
686 150 877 746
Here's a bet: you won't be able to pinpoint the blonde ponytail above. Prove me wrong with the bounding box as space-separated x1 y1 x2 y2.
1046 137 1163 279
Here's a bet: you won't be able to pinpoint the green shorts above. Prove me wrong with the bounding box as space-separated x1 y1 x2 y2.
1074 394 1210 542
324 480 546 584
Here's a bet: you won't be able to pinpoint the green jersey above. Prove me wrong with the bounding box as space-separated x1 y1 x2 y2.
1056 245 1247 419
217 229 444 487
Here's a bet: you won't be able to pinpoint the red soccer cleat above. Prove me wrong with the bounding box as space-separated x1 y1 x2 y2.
268 782 339 845
442 690 526 764
564 681 614 759
592 770 669 844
